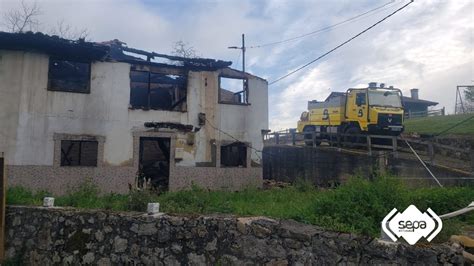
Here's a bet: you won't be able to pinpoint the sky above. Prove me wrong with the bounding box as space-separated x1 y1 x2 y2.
1 0 473 130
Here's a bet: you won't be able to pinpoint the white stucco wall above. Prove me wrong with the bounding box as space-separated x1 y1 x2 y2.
219 77 269 162
0 49 268 168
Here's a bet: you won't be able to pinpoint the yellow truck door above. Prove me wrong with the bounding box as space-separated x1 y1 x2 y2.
345 89 368 130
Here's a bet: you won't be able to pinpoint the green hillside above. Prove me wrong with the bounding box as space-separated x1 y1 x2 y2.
404 114 474 135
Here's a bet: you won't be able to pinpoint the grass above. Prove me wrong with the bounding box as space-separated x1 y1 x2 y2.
404 113 474 135
6 178 474 242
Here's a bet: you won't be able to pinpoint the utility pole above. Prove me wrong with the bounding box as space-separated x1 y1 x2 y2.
242 33 245 73
228 34 248 103
228 33 246 73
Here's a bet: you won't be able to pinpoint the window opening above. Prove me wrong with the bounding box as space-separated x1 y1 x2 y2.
219 76 248 104
60 140 98 166
48 58 91 93
130 70 187 111
220 142 247 167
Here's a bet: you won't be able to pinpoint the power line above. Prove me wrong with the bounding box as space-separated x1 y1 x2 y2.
205 117 265 160
434 115 474 137
205 116 401 161
248 0 399 49
269 0 414 85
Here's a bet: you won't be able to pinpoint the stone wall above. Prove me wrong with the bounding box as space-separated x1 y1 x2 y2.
5 206 463 265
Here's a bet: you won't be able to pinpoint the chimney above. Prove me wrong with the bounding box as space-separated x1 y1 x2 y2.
410 88 419 100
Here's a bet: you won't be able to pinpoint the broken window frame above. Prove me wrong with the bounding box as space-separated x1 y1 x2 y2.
218 75 250 105
47 57 92 94
129 67 188 112
219 142 248 168
60 140 99 167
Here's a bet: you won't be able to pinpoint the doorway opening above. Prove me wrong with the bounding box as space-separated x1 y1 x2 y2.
139 137 171 192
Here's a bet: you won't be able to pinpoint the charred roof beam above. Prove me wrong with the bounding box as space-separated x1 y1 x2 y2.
120 46 231 69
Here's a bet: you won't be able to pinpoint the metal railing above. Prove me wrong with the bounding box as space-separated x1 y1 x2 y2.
264 131 473 173
404 107 445 119
265 131 398 155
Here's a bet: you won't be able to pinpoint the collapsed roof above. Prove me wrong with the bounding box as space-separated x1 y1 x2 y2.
0 31 232 71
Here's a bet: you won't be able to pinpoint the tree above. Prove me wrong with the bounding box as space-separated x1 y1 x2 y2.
2 0 89 40
464 86 474 102
172 40 198 58
2 0 41 33
48 19 89 40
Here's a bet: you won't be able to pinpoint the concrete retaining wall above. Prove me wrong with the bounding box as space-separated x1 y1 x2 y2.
263 145 472 187
4 206 463 265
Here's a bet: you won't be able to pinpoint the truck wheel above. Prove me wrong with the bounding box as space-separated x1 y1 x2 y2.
344 126 363 147
303 126 317 146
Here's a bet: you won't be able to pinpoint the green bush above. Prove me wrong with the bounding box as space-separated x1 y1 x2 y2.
293 177 315 192
311 177 410 235
6 186 49 206
127 190 160 212
309 177 473 238
409 187 474 215
55 179 102 209
100 193 128 211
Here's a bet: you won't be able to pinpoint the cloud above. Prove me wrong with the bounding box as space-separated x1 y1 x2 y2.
269 0 473 129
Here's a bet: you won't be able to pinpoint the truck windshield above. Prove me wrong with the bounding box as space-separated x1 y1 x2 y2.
368 90 402 108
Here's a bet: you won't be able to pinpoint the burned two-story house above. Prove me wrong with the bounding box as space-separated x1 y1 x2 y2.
0 32 268 194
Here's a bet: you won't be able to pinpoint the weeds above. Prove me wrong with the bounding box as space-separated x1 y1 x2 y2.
6 176 473 241
6 186 49 206
127 190 160 212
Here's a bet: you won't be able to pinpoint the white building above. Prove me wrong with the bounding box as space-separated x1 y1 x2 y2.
0 32 268 194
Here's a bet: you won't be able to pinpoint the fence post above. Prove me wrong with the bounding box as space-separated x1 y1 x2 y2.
291 130 296 146
428 141 435 166
378 151 387 175
392 136 398 158
0 153 5 263
471 151 474 177
408 110 411 119
442 107 445 116
275 133 280 145
366 135 372 156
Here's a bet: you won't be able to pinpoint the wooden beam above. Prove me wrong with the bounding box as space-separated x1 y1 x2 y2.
131 64 186 76
0 153 5 263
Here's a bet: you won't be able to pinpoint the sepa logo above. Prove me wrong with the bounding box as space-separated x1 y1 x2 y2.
382 205 442 245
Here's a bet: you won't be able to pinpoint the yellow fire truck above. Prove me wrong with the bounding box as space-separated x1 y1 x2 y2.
297 82 404 145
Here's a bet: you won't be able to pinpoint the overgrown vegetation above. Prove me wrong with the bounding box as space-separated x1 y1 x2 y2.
6 177 473 242
404 114 474 135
